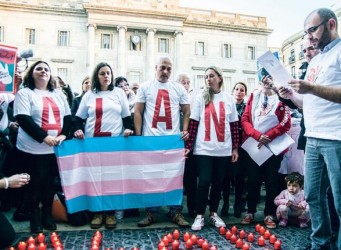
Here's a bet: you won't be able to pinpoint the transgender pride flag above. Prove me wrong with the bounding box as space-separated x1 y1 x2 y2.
54 135 185 214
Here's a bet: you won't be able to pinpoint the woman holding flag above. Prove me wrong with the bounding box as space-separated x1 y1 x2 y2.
73 62 133 229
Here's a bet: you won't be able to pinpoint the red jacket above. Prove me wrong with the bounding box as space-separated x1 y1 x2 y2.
241 91 291 152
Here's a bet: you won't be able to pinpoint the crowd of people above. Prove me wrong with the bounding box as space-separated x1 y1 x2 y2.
0 7 340 250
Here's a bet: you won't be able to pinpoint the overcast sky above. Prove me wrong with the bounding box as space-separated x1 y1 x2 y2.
180 0 339 47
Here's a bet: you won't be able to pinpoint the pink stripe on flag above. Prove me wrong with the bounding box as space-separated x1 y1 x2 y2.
58 149 183 171
63 175 183 199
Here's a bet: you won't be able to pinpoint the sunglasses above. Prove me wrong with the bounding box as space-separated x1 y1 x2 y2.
303 20 327 37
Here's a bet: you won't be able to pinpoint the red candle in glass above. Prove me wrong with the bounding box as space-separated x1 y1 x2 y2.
8 247 15 250
37 233 45 243
190 234 197 245
27 236 35 245
255 224 261 232
274 240 282 249
242 243 250 250
197 238 204 247
231 225 238 235
38 243 47 250
51 235 59 243
239 230 246 239
264 230 271 239
247 233 254 242
183 232 191 242
236 239 243 249
258 236 265 246
230 234 237 244
172 240 180 250
202 240 209 250
270 234 277 244
219 226 226 235
158 241 165 250
259 226 266 235
225 230 232 240
18 242 27 250
53 241 62 248
162 236 169 246
209 245 217 250
167 233 173 243
27 244 36 250
173 229 180 240
185 239 193 249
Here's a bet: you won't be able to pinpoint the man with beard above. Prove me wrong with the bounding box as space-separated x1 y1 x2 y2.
279 8 341 250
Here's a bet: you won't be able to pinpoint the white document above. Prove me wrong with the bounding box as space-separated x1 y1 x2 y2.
241 137 273 166
267 133 295 156
258 51 293 88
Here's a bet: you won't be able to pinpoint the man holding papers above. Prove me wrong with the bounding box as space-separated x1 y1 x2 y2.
240 70 291 229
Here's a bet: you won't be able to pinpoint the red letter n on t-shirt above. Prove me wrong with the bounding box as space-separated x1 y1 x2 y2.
204 102 225 142
152 89 172 129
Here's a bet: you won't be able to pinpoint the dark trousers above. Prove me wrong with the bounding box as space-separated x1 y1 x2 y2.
195 155 231 215
183 151 197 214
0 212 15 249
246 154 283 216
16 149 58 212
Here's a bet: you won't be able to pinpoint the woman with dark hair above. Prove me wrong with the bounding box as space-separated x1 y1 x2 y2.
71 76 91 117
186 66 239 231
114 76 136 114
73 62 133 229
55 76 74 108
221 82 248 218
13 60 72 233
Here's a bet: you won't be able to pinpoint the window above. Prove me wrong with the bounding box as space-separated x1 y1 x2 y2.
58 31 70 46
289 49 296 63
25 28 36 45
101 34 112 49
247 78 256 92
247 46 255 60
222 44 232 58
291 66 296 78
195 75 205 89
158 38 169 53
222 76 232 93
196 42 205 56
128 71 141 83
0 26 4 42
57 68 68 83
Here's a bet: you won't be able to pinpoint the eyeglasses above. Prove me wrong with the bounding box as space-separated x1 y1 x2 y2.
303 20 327 37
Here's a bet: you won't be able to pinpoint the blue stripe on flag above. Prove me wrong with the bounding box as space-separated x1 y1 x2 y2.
54 135 184 157
65 189 183 214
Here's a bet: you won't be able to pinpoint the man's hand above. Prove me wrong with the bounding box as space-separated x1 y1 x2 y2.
278 86 294 100
288 79 313 94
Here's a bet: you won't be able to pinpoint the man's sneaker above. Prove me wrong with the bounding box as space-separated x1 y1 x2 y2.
278 218 288 227
191 215 204 231
209 213 226 228
172 212 190 227
299 218 308 228
105 214 117 229
241 213 254 225
137 212 157 227
91 213 103 229
264 215 277 229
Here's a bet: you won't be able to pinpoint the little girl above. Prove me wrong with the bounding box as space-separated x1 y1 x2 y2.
274 172 309 228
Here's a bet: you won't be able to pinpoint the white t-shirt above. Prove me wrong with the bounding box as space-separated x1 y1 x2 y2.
14 88 71 154
253 93 280 133
191 92 239 156
76 88 130 138
135 80 189 136
0 93 15 131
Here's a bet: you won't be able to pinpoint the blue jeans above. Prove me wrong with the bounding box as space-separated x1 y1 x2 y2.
305 138 341 250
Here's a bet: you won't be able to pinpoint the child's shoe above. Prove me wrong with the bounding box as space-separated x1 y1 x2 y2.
299 218 308 228
278 218 288 227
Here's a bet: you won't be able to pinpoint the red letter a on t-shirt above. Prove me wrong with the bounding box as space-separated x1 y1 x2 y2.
41 97 61 134
152 89 172 129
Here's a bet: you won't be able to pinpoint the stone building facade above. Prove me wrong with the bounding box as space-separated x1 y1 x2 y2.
0 0 272 93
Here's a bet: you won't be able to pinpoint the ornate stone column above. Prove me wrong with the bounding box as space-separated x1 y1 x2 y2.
146 28 156 80
87 23 96 75
117 26 127 76
174 31 183 78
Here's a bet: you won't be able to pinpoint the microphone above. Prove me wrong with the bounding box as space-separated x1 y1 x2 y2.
18 49 33 59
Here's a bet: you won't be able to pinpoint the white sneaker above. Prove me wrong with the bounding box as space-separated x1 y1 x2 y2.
115 210 124 220
191 215 204 231
209 213 226 228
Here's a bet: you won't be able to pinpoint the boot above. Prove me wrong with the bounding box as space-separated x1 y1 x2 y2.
220 202 229 217
233 203 242 218
42 207 57 231
30 208 43 233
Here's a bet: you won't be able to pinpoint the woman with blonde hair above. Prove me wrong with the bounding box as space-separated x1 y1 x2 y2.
186 66 239 230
